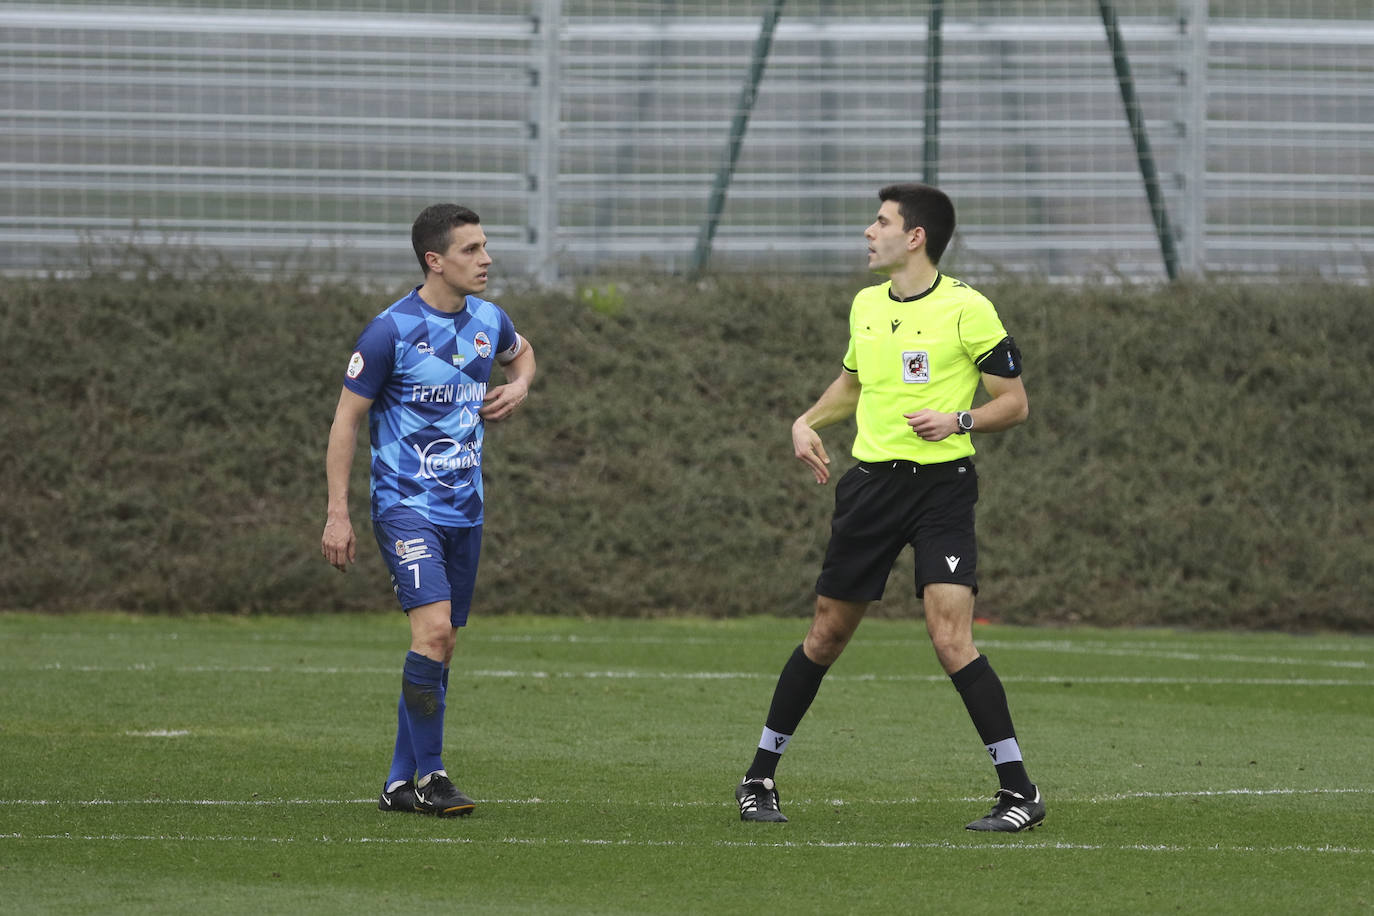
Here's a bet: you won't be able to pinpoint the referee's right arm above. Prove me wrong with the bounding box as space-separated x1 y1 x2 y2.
792 370 861 485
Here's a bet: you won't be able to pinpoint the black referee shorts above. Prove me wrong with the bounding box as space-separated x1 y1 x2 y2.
815 457 979 602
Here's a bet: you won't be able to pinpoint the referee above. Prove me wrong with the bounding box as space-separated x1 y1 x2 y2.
734 183 1044 832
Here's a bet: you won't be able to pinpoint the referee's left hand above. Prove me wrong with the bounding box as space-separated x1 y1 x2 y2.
905 409 956 441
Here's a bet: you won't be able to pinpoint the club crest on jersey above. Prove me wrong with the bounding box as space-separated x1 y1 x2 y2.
473 332 492 359
902 350 930 383
346 351 365 379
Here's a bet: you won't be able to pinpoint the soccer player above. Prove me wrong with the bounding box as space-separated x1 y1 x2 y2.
321 204 536 817
733 183 1044 832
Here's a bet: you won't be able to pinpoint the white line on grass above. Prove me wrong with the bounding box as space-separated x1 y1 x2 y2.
468 633 1374 663
468 633 1373 656
0 831 1367 855
18 630 1370 657
19 664 1374 686
979 642 1370 670
3 787 1369 807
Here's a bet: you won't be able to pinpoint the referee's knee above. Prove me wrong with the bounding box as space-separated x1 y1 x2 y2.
804 597 867 664
802 631 846 666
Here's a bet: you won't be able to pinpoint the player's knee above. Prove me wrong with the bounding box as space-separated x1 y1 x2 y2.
408 606 455 659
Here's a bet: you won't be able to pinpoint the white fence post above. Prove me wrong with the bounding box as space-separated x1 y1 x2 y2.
533 0 562 285
1182 0 1209 274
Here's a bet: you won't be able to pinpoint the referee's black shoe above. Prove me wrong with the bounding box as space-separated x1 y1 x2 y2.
736 777 788 822
414 772 476 817
965 787 1045 832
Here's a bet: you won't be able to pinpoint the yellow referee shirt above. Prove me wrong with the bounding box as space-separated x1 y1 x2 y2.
842 275 1009 464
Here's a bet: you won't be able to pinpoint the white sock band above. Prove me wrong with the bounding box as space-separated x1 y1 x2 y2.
759 726 792 755
985 737 1023 764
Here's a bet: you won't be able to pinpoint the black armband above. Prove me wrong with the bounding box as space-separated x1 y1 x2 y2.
975 336 1022 378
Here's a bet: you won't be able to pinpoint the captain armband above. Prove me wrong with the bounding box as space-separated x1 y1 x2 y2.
495 336 523 365
975 336 1022 378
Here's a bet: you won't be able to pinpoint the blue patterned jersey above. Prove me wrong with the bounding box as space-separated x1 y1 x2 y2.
342 287 520 527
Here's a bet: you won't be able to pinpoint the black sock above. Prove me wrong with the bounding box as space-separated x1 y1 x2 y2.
950 654 1035 797
746 644 830 780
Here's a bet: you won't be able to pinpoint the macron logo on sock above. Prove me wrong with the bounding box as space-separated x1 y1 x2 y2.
760 726 792 755
986 738 1023 764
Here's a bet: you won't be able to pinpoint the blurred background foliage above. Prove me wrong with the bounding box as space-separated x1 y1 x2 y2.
2 251 1369 630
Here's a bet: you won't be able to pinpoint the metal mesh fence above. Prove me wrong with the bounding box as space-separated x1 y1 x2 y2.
1 1 1368 282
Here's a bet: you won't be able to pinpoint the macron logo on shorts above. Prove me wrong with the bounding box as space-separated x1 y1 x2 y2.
945 555 961 572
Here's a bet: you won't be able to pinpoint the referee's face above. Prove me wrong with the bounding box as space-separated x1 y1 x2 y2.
865 200 915 274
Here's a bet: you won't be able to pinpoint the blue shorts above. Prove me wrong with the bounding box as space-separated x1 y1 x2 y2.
372 509 483 627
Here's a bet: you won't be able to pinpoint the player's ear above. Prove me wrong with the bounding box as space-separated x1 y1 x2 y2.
424 250 444 274
907 226 926 252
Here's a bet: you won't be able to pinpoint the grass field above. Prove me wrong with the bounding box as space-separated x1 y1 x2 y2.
1 613 1370 914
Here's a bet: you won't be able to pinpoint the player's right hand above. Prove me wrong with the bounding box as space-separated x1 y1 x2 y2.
321 517 356 571
792 420 831 485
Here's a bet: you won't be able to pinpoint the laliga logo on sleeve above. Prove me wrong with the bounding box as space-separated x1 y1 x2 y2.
474 332 492 359
346 351 365 379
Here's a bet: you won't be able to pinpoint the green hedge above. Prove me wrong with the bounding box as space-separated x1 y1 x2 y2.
2 260 1369 630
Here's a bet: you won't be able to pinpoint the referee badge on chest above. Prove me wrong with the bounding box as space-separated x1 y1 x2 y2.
902 350 930 383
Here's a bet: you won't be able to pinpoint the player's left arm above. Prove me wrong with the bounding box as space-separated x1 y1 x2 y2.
480 334 536 422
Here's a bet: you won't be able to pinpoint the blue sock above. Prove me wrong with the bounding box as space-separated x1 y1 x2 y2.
438 664 450 769
385 692 417 790
401 651 447 779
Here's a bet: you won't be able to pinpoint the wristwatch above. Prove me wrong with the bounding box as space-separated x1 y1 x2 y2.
955 410 974 434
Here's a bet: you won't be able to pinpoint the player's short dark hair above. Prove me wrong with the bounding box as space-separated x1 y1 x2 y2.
412 204 482 274
878 183 956 264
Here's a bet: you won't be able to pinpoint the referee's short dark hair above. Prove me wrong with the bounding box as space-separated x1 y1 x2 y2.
412 204 482 274
879 183 956 264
